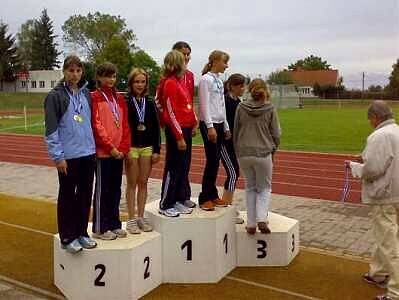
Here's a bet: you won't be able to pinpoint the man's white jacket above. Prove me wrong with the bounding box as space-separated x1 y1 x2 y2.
350 119 399 205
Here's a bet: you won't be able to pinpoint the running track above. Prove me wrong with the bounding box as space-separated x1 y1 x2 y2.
0 134 361 203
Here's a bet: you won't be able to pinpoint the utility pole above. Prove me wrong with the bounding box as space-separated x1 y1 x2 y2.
362 72 365 99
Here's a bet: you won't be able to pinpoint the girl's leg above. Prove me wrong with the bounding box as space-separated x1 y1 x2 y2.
239 157 257 233
125 157 139 220
254 155 273 234
137 154 152 218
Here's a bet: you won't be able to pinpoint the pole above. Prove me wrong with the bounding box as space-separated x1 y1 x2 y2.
24 105 27 132
362 72 365 100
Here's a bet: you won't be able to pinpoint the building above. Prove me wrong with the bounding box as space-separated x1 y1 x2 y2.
0 70 63 93
288 69 339 97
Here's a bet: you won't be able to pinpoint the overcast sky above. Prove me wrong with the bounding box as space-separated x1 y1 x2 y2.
2 0 398 88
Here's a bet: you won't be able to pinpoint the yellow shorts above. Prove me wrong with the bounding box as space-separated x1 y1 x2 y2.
128 146 153 159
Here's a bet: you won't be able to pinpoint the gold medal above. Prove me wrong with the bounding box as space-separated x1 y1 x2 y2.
187 104 192 109
115 120 120 128
74 114 83 123
137 123 146 131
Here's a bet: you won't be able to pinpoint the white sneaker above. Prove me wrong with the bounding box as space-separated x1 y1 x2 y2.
159 207 180 217
92 230 117 240
112 228 127 238
184 199 197 208
137 218 153 232
174 202 193 214
126 219 141 234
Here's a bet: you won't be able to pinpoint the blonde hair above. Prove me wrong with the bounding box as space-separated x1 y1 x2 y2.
162 50 185 78
201 50 230 75
248 79 270 102
127 68 149 96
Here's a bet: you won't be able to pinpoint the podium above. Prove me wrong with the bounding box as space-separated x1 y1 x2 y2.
53 223 162 300
235 212 300 266
145 199 237 283
54 200 300 299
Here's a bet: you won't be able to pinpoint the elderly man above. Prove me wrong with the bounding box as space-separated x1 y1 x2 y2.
347 100 399 300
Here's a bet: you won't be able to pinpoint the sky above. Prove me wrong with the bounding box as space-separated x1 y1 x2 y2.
1 0 398 89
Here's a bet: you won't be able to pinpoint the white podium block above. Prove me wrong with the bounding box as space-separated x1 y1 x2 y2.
54 223 162 300
146 199 237 283
236 211 299 266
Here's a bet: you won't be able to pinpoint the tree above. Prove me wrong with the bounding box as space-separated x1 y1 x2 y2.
30 9 61 70
267 69 293 85
386 59 399 96
128 50 161 95
288 55 331 71
62 12 136 60
368 85 383 92
16 19 35 70
0 22 20 83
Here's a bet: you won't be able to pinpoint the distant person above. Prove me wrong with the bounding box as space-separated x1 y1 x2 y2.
233 79 280 234
346 100 399 300
222 73 246 224
44 55 97 253
91 62 131 240
125 68 160 234
198 50 231 211
172 41 198 209
157 50 197 217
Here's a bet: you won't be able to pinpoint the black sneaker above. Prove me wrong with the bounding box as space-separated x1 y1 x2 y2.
363 273 389 289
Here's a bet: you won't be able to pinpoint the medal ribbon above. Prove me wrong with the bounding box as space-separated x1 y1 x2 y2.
340 164 350 202
209 73 224 96
132 97 146 123
64 83 82 115
100 91 120 123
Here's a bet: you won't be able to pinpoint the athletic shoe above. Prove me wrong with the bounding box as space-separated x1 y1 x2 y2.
92 230 117 240
159 207 180 217
258 222 271 234
200 200 215 211
363 273 389 289
246 227 256 235
61 239 83 254
174 202 193 214
126 219 141 234
184 199 197 208
375 295 394 300
78 236 97 249
213 198 228 207
112 228 127 238
137 218 153 232
235 217 244 224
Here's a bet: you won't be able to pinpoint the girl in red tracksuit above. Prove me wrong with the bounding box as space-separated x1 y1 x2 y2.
157 50 197 217
91 62 131 240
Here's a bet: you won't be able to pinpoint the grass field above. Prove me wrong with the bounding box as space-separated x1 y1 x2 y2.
1 93 398 153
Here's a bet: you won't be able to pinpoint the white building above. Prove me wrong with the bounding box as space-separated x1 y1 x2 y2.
1 70 63 93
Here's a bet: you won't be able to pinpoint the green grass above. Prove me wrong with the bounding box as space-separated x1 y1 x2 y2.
2 94 399 153
0 92 47 111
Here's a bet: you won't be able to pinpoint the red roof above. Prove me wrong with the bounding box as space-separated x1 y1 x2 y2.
289 69 339 86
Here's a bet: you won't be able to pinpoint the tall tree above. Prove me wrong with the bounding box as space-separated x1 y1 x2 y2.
288 55 331 71
0 22 20 83
62 12 136 60
16 19 35 70
386 59 399 96
30 9 61 70
128 49 161 95
267 69 293 85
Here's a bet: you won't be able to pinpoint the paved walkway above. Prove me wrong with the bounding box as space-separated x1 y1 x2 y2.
0 161 375 299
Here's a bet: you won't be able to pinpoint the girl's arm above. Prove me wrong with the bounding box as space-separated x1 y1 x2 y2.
91 92 115 154
163 80 184 140
199 77 213 128
151 100 161 154
118 96 131 155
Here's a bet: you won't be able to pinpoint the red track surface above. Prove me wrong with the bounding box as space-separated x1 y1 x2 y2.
0 134 361 203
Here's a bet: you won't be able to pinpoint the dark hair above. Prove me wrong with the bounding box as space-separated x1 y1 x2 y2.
96 62 117 87
172 41 191 52
63 55 84 71
224 73 246 93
